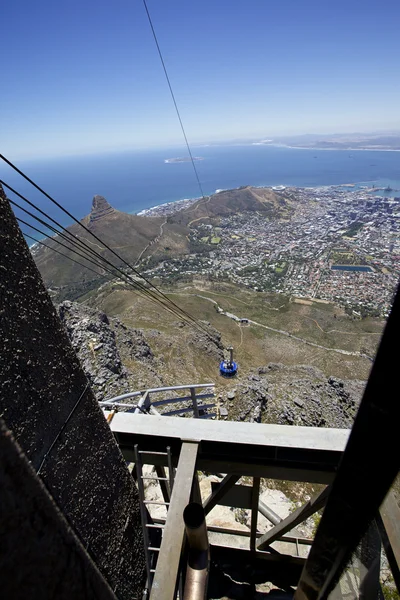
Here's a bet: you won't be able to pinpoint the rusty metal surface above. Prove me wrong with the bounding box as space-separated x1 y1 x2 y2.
183 503 209 600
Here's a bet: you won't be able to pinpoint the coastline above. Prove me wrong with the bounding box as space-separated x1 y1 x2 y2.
252 143 400 152
133 180 400 218
26 179 399 248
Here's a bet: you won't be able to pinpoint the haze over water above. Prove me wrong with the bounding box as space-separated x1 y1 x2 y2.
2 144 400 232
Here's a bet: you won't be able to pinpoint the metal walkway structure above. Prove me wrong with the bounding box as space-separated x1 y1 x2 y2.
102 409 399 599
100 282 400 599
100 383 216 419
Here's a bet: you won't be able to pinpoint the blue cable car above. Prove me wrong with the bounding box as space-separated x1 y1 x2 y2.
219 346 238 377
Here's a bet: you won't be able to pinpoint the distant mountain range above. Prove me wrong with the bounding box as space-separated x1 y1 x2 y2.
253 132 400 151
199 131 400 151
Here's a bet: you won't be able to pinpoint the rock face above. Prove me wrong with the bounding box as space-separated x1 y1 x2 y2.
58 301 159 400
221 363 365 429
89 194 115 223
58 302 363 429
188 320 225 361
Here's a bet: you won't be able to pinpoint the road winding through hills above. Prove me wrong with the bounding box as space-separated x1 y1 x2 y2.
167 291 374 361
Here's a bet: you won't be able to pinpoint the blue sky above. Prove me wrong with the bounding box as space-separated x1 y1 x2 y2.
2 0 400 159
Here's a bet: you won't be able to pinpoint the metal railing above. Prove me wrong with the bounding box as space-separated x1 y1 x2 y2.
99 383 216 419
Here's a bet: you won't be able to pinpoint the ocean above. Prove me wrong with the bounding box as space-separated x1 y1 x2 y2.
2 144 400 235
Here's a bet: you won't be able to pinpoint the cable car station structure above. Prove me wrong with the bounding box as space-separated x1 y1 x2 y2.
2 0 399 593
1 180 399 600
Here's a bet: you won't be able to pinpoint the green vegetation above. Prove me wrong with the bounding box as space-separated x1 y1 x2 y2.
188 238 212 255
211 236 221 244
382 584 400 600
311 511 322 536
54 275 107 303
330 251 356 265
275 261 288 274
343 220 364 237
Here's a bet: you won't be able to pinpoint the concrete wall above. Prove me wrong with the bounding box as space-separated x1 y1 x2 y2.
0 420 118 600
0 185 145 599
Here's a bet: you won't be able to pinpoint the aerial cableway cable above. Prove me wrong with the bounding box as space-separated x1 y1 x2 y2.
22 232 108 279
15 210 203 328
16 213 204 326
2 178 213 336
4 186 204 328
2 180 119 266
1 175 210 333
142 0 206 202
141 0 212 225
7 195 118 271
0 155 213 338
17 216 121 279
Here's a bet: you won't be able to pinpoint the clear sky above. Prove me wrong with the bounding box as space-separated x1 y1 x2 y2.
2 0 400 159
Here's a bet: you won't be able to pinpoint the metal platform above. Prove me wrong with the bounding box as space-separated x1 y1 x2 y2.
104 387 399 599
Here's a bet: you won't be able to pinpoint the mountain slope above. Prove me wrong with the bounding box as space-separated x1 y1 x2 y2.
33 195 189 287
173 186 293 226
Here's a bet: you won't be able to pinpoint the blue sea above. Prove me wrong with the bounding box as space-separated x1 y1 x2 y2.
2 144 400 235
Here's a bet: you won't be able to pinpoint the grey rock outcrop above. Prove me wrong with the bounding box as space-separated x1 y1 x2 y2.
223 363 364 429
89 195 115 223
58 301 159 400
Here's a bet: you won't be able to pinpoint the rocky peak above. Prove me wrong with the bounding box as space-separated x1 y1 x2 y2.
90 195 115 222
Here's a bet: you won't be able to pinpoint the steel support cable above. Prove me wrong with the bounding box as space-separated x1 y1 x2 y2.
17 216 121 276
0 156 213 338
0 158 209 334
12 195 206 329
17 215 200 325
5 182 181 301
23 232 108 279
17 215 199 326
6 189 204 329
142 0 205 200
5 185 172 303
2 180 116 268
141 0 212 224
9 196 117 271
19 220 203 333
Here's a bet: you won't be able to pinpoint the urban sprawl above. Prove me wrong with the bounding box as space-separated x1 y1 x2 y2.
143 185 400 318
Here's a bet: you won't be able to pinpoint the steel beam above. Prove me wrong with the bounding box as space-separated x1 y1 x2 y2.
112 416 348 483
152 517 313 545
257 486 330 551
259 499 282 526
190 387 200 419
209 481 282 525
112 413 349 453
150 441 198 600
250 477 260 551
203 474 240 516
